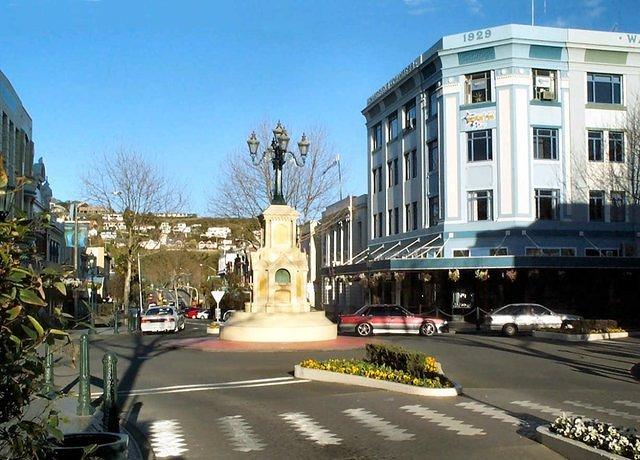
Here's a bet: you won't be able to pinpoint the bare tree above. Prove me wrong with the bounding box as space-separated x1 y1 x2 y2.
209 122 344 221
82 149 184 308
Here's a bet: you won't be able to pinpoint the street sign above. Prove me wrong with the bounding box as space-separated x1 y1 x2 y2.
211 290 226 322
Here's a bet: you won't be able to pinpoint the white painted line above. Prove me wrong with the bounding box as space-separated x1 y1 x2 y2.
218 415 266 452
564 400 640 421
456 401 527 426
510 401 576 418
614 400 640 410
148 419 189 458
90 376 307 397
343 408 414 441
280 412 342 445
401 405 485 436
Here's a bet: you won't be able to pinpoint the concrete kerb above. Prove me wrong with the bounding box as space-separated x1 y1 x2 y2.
536 425 628 460
294 365 461 397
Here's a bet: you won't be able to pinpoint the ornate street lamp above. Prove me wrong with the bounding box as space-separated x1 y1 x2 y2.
246 122 310 205
0 184 15 221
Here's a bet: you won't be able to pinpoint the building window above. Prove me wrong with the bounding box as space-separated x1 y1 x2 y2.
490 248 508 256
404 99 416 130
357 221 362 247
376 166 382 192
586 248 619 257
394 207 399 234
611 191 626 222
387 161 392 187
378 212 383 238
411 149 417 178
372 123 382 150
526 247 576 256
429 87 438 117
587 73 622 104
588 130 603 161
589 190 604 222
465 71 491 104
372 168 378 193
404 152 410 181
428 196 439 227
467 130 492 162
467 190 493 221
388 112 399 141
533 69 557 101
388 209 393 235
453 249 470 257
405 204 411 231
533 127 558 160
275 269 291 284
428 140 438 172
412 201 418 230
373 214 379 238
535 189 559 220
609 131 624 162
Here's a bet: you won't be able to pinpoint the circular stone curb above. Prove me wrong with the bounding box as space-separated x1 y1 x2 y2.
206 327 220 335
294 365 461 397
532 331 629 342
536 425 628 460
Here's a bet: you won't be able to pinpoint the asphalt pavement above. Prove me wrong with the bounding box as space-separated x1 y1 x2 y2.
78 319 639 459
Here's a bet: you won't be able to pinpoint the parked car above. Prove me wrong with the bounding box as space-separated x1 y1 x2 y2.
222 309 236 322
140 306 185 333
484 303 582 336
338 304 448 337
184 307 200 319
196 310 211 320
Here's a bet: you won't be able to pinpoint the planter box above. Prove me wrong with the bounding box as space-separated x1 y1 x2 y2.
207 327 220 335
51 432 129 460
532 331 628 342
294 365 461 397
536 425 627 460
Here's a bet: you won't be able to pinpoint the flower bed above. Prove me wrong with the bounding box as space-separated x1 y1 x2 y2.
298 343 453 389
547 415 640 459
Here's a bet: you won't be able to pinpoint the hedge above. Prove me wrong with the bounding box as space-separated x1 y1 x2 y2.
365 343 441 379
562 319 619 334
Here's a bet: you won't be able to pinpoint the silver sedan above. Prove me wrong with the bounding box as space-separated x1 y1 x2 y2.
483 303 582 336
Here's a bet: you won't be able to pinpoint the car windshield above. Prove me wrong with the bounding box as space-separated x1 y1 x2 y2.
146 307 173 316
353 306 369 315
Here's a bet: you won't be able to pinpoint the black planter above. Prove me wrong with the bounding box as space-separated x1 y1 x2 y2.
51 432 128 460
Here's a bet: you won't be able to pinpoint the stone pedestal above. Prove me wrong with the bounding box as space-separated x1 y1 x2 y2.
220 204 336 342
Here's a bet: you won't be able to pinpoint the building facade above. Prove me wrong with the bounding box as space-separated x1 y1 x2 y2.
332 25 640 320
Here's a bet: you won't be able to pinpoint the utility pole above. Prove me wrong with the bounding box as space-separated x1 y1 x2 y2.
137 252 143 314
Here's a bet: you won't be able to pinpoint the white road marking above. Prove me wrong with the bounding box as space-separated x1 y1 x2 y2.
218 415 266 452
90 376 309 397
564 400 640 421
148 419 188 458
280 412 342 445
614 400 640 410
456 401 527 426
343 408 415 441
510 401 576 418
401 405 485 436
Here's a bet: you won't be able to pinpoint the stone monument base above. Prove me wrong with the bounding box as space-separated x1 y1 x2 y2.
219 311 337 343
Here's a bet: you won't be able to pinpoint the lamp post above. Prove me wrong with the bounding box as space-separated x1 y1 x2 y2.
0 184 15 221
247 121 310 205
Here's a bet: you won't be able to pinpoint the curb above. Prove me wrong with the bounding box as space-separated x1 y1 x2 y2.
536 425 627 459
294 365 461 397
532 331 629 342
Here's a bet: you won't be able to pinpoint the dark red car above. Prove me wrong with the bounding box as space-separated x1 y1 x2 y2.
338 304 448 337
184 307 200 319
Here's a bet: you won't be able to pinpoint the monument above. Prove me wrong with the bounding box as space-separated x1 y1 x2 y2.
220 123 337 342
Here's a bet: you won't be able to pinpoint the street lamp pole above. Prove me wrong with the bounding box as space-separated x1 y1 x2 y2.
137 252 143 314
246 121 310 205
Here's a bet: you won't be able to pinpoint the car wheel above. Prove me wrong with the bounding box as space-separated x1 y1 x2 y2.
356 322 372 337
502 324 518 337
420 321 436 336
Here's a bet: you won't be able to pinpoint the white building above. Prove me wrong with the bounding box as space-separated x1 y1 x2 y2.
204 226 232 239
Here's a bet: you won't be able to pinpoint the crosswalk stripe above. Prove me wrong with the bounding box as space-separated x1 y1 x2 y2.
564 401 640 421
280 412 342 445
218 415 266 452
456 401 527 426
343 408 415 441
613 400 640 410
510 400 576 418
401 404 485 436
148 419 189 458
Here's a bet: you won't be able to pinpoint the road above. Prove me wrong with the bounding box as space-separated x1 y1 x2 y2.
82 320 639 459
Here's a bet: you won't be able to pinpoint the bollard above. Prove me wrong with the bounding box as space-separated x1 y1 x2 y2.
77 334 94 415
113 308 119 335
102 352 119 433
43 342 54 396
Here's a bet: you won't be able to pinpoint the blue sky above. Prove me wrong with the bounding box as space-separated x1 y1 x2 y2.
1 0 638 215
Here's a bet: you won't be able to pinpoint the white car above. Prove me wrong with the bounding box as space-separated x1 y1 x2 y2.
196 310 211 319
141 306 185 333
484 303 582 336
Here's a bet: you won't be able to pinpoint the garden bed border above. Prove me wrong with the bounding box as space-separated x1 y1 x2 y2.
536 425 628 460
294 365 461 397
532 331 628 342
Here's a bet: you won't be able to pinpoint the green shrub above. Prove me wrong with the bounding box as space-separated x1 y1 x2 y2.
365 343 441 379
563 319 619 333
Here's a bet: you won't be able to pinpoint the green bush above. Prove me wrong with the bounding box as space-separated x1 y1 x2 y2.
365 343 441 379
563 319 619 333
